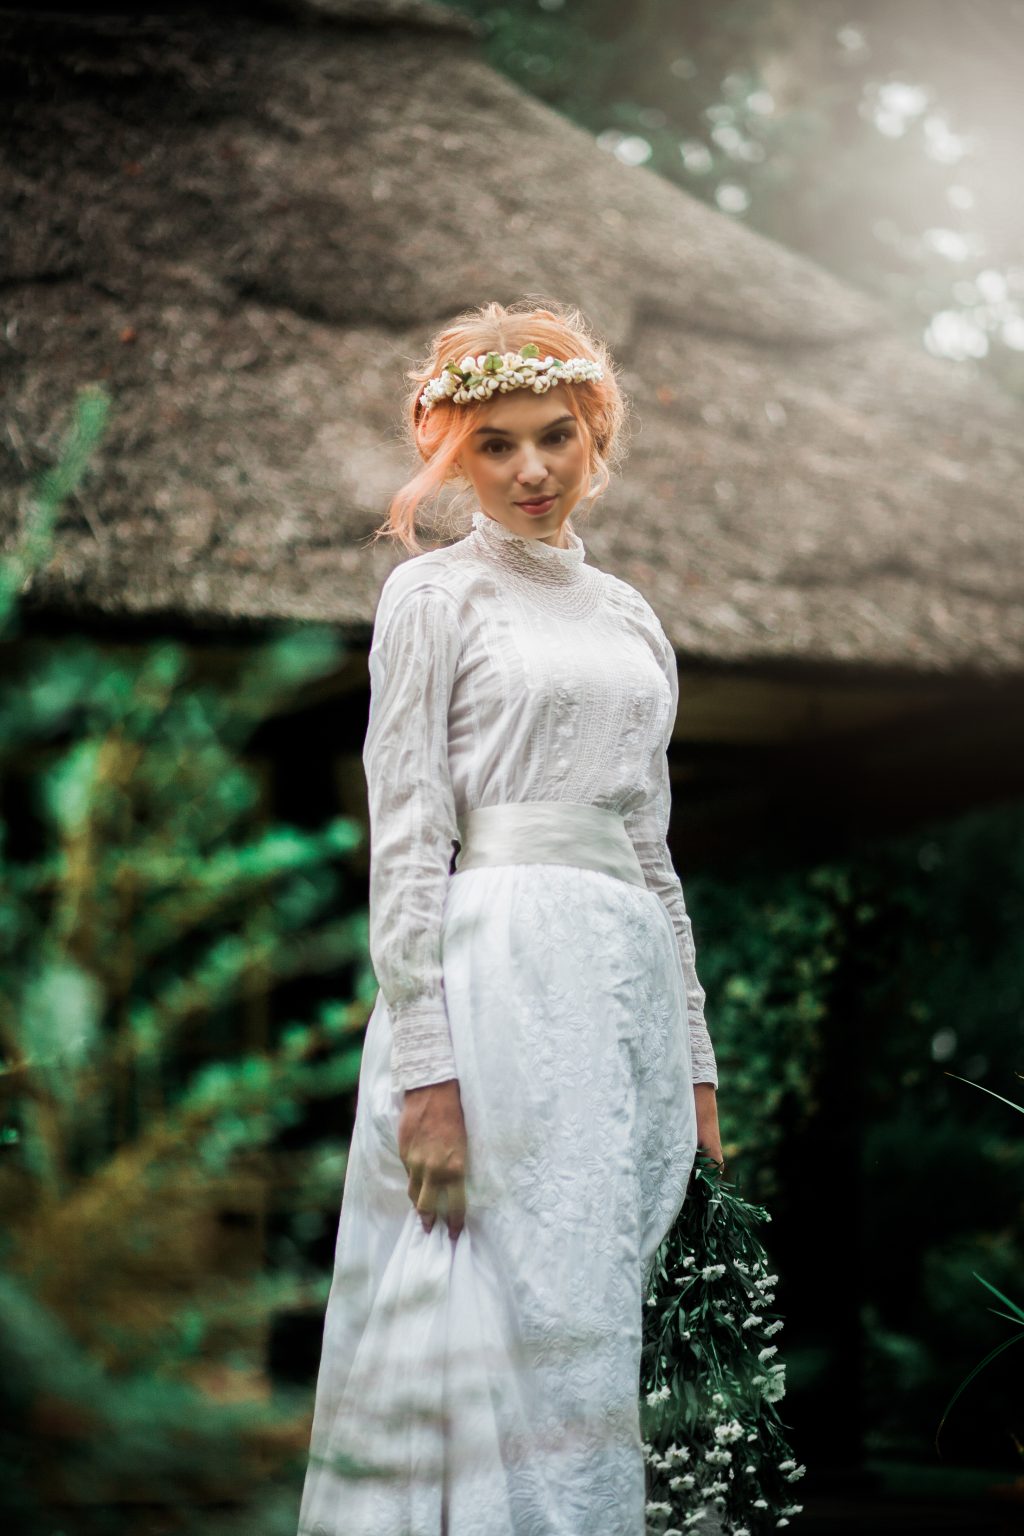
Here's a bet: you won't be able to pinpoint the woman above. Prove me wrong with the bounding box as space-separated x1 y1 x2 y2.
297 299 724 1536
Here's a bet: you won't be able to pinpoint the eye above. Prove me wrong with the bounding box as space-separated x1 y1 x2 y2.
481 430 573 454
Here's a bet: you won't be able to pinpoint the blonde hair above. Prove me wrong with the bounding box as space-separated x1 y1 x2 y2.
372 297 630 553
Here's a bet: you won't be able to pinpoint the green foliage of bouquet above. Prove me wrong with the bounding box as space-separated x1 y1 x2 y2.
641 1154 805 1534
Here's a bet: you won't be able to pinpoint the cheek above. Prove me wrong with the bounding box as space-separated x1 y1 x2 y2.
464 454 498 486
567 440 588 477
472 451 500 482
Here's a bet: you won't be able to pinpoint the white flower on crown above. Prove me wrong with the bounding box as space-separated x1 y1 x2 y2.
418 343 604 413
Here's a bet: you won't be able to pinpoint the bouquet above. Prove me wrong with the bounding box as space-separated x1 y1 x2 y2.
640 1153 806 1534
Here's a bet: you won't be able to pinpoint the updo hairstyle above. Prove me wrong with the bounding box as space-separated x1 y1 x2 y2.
373 296 630 553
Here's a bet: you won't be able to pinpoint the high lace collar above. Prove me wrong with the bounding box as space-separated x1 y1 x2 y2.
464 505 604 619
469 508 587 571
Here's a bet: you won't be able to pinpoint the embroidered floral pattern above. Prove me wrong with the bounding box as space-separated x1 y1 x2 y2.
362 504 719 1091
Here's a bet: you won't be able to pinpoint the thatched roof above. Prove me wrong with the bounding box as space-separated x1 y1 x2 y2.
3 0 1022 676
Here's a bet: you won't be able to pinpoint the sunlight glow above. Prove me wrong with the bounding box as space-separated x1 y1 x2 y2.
679 139 713 173
596 130 653 166
946 184 974 210
976 268 1008 302
1000 315 1024 351
924 310 988 360
869 80 929 138
837 26 867 53
923 113 972 164
716 182 750 214
923 228 973 262
711 123 745 153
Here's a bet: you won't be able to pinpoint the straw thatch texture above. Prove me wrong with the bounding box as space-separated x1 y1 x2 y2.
2 0 1022 675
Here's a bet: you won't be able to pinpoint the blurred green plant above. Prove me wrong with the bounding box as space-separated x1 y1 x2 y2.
934 1074 1024 1459
683 792 1024 1473
687 860 858 1203
0 388 370 1535
852 804 1024 1468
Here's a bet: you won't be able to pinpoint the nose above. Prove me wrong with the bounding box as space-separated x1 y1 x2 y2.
516 442 550 485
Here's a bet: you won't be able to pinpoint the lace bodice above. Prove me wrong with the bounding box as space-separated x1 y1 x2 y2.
362 507 719 1091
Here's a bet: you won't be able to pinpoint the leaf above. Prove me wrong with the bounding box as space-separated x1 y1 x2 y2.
20 961 102 1083
972 1271 1024 1323
943 1072 1024 1115
519 343 540 358
934 1328 1024 1451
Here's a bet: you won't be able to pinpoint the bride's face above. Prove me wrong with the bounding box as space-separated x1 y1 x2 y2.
454 390 591 549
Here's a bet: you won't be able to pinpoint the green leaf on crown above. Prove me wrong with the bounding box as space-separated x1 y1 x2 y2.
519 344 540 359
483 353 503 372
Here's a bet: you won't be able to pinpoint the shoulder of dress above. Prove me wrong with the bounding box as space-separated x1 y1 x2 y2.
381 533 521 610
596 571 677 675
377 547 470 609
596 569 663 628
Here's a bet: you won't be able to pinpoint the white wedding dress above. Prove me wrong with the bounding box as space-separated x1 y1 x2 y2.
297 507 718 1536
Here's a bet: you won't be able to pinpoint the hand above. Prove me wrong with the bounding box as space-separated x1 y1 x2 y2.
397 1077 468 1241
694 1082 725 1175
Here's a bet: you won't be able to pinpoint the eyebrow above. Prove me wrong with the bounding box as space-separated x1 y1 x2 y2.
472 413 576 437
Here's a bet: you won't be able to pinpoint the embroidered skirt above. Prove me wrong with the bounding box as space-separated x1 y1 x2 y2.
296 803 699 1536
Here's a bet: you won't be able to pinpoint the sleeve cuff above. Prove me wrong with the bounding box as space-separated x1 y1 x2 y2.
689 1018 719 1089
387 997 458 1091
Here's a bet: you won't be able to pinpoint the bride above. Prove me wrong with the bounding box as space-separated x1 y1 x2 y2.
297 297 724 1536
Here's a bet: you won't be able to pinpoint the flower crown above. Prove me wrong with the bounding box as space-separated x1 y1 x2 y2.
418 343 604 414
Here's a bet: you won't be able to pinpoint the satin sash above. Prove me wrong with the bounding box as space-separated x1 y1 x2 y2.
453 800 647 890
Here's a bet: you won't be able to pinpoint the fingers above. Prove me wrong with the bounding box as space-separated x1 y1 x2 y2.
412 1169 467 1241
397 1082 469 1238
443 1177 466 1241
408 1169 437 1234
417 1174 440 1235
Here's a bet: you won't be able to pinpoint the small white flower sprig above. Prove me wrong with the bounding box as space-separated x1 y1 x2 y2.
640 1152 806 1534
418 342 604 413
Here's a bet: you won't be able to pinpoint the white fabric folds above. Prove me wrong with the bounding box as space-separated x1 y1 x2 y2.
296 846 699 1536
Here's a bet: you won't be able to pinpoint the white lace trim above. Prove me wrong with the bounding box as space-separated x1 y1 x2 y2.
465 507 605 619
470 506 586 568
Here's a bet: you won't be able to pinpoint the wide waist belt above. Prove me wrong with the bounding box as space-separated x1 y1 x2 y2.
453 801 647 889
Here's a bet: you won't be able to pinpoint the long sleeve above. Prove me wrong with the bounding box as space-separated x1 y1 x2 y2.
624 622 719 1089
362 573 464 1092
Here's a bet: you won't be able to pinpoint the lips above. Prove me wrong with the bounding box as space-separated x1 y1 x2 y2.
517 495 556 511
